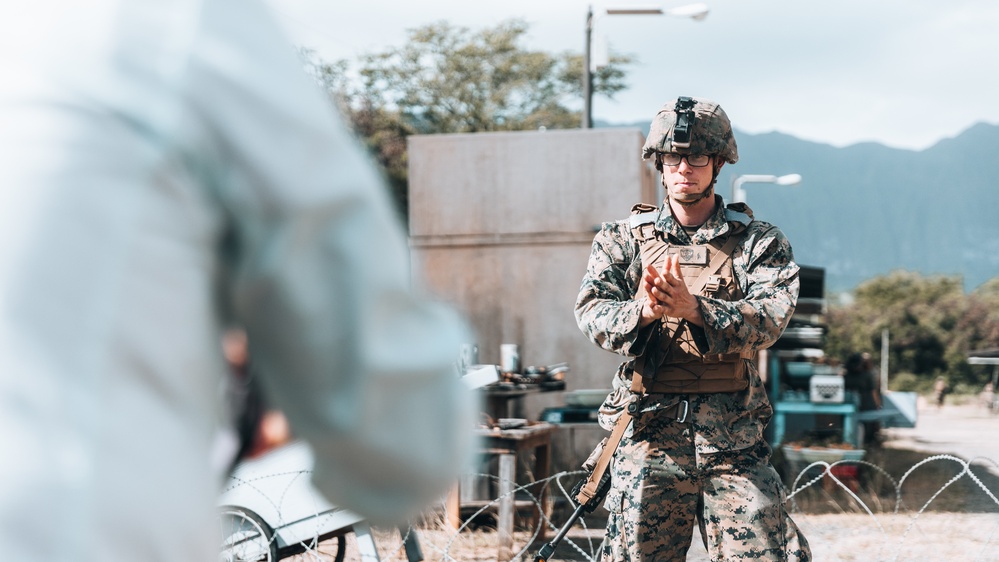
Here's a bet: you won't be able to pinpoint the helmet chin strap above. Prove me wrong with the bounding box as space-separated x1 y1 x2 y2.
670 184 713 207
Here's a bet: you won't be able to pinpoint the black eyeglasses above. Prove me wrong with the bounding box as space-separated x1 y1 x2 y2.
658 153 711 168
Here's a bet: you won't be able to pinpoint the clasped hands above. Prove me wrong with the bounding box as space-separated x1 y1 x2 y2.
639 254 704 328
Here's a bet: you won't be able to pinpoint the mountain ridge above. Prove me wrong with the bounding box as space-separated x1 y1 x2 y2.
597 119 999 293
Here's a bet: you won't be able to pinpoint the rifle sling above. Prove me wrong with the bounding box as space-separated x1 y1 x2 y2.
573 375 641 506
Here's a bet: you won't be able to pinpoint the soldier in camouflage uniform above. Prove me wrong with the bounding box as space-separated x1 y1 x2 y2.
575 97 811 561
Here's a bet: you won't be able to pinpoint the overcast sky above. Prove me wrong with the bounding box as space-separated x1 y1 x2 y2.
265 0 998 151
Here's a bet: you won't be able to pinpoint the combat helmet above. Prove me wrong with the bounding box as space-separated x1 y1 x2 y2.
642 96 738 164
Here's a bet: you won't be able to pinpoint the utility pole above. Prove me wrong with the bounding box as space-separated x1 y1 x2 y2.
881 328 890 393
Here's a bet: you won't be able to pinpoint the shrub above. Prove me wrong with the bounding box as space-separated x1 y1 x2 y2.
889 372 923 393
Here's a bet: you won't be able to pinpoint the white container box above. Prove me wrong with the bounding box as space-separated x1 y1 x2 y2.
809 374 845 403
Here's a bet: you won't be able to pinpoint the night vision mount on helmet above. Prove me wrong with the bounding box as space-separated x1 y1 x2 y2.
642 96 739 164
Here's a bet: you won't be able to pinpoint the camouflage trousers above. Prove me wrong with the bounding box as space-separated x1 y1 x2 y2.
599 414 811 561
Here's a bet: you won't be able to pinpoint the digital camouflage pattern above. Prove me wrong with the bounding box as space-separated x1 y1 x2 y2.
641 97 739 164
574 196 810 560
601 416 811 561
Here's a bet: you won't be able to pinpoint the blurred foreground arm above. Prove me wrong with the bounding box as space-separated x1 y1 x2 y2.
193 0 476 523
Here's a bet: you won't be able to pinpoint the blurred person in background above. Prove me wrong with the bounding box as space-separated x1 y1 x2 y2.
0 1 475 560
213 327 293 476
933 376 950 408
842 352 882 444
979 381 995 411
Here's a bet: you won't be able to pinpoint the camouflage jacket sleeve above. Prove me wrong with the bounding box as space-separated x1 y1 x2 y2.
698 221 800 354
574 220 650 356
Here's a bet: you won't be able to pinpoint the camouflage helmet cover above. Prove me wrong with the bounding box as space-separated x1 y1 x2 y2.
642 96 738 164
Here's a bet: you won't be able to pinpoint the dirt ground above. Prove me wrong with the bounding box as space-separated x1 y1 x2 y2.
306 399 999 561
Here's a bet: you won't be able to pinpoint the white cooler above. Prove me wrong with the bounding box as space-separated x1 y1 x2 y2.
809 374 845 403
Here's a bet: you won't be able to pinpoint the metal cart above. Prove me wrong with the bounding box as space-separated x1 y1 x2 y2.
219 441 422 562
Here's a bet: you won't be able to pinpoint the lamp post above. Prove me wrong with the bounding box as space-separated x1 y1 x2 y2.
730 173 802 204
583 3 709 128
730 171 800 389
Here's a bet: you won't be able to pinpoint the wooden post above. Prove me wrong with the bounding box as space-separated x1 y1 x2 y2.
445 484 461 532
496 453 516 561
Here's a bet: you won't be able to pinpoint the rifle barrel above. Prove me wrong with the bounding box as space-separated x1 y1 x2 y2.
534 503 587 561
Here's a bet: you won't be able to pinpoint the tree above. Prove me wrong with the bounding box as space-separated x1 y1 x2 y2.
303 19 633 216
303 54 415 220
824 270 999 391
953 278 999 385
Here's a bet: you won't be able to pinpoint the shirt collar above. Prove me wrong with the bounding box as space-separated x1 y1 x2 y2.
655 195 733 244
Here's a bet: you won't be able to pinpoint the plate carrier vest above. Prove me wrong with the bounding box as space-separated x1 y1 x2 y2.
629 202 755 394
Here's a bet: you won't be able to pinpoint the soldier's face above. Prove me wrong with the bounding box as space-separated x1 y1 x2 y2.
661 155 719 203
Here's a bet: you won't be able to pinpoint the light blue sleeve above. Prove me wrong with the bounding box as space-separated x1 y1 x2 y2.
188 0 477 524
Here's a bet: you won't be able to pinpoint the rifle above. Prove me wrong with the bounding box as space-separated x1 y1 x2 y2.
533 391 634 562
534 386 689 562
533 470 611 562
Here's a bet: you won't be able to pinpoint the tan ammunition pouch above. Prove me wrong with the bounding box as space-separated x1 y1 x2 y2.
641 360 749 393
630 203 753 394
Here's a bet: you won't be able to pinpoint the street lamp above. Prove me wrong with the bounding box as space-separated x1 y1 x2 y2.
730 173 802 204
583 3 709 128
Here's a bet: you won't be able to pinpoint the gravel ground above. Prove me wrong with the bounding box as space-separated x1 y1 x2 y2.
325 511 999 562
298 401 999 561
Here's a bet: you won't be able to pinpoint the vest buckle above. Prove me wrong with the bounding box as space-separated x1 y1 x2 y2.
704 275 721 293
